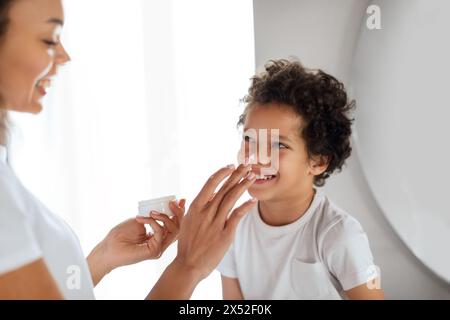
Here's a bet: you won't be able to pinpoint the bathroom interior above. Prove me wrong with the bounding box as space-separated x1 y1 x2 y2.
7 0 450 299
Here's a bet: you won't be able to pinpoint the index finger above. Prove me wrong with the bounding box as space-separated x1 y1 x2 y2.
208 164 252 210
192 165 235 207
169 199 186 221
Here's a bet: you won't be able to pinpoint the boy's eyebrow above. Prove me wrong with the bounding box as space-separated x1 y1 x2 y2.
278 135 292 143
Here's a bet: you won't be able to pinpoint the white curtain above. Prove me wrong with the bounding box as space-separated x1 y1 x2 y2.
8 0 254 299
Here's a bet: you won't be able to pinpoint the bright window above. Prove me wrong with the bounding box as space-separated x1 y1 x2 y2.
9 0 254 299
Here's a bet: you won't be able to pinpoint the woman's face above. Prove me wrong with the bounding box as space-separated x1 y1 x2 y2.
0 0 70 113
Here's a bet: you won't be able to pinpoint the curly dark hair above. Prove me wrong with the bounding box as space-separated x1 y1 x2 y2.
238 59 355 187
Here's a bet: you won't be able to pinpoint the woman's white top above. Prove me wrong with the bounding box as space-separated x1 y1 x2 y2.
0 145 95 299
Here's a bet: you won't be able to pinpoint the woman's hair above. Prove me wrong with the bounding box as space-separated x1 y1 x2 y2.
0 0 15 145
238 59 355 187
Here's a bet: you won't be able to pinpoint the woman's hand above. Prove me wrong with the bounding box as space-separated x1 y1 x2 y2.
148 164 257 299
135 199 186 258
87 200 185 286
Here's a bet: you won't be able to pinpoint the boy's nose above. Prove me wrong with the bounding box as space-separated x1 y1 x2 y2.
250 164 259 172
251 160 272 172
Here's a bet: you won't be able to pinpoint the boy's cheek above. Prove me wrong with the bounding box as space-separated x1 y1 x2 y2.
277 156 309 178
277 154 292 174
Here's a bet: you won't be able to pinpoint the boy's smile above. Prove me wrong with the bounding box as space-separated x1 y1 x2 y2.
251 169 278 186
253 173 277 184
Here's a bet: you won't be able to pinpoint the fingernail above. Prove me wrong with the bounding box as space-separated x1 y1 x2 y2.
227 164 235 169
244 157 249 166
250 198 258 203
247 172 256 181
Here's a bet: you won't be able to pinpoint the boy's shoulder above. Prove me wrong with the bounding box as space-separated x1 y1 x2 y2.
314 192 359 229
314 192 367 249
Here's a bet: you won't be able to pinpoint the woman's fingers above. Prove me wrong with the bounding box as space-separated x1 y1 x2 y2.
136 216 164 243
147 218 164 243
146 237 162 259
179 198 186 209
209 164 252 210
178 199 186 221
135 216 151 225
150 212 178 234
136 205 181 235
215 173 257 224
192 165 235 207
168 199 185 229
224 198 257 235
169 200 185 221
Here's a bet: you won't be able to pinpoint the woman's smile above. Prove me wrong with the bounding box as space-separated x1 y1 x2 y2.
36 78 52 96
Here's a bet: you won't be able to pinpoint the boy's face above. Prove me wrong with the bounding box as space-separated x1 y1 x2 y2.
240 103 326 202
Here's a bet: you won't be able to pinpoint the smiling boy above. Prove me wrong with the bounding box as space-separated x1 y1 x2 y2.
217 59 383 300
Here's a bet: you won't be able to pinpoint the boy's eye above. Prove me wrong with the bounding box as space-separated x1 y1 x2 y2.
273 142 288 149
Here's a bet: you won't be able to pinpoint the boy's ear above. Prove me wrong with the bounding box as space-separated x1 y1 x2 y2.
308 155 329 176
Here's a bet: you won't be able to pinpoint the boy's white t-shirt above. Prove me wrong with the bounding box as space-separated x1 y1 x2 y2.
217 190 378 300
0 145 95 299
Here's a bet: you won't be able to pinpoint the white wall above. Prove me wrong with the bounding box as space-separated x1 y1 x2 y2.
253 0 450 299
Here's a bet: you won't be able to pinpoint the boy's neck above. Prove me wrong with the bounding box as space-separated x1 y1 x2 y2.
258 187 316 227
